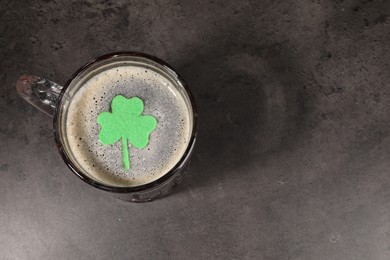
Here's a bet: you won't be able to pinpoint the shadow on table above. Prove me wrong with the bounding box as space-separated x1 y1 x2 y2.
172 35 314 194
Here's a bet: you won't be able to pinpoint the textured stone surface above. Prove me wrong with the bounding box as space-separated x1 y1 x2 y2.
1 0 390 259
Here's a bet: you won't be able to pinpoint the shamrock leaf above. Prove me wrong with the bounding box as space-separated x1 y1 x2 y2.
97 95 157 170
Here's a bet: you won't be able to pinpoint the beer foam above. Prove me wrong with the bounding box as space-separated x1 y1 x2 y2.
65 64 192 187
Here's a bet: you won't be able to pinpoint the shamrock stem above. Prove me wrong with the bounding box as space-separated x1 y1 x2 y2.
121 137 130 170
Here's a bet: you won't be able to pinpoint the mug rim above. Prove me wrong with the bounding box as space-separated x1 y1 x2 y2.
53 51 197 193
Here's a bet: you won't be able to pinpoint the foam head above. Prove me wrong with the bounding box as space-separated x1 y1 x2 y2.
58 55 194 187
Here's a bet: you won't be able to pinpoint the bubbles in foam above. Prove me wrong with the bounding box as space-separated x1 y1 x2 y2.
65 64 191 187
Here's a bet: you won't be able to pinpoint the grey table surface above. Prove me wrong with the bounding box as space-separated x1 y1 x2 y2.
1 0 390 259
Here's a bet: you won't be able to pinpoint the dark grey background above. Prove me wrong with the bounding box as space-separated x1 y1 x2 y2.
1 0 390 259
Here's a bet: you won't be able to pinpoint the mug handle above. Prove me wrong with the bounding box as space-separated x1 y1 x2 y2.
16 75 63 117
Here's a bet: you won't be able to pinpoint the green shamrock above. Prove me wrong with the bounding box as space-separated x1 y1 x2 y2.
97 95 157 170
